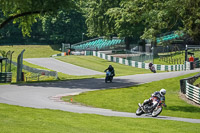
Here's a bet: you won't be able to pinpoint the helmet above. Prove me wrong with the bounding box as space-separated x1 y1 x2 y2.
160 88 166 96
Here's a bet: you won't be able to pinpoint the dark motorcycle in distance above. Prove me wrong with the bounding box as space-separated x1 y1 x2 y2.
149 64 156 73
104 70 113 83
136 97 165 117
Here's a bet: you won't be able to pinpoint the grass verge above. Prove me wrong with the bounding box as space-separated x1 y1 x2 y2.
56 56 152 76
62 72 200 119
0 45 60 62
0 103 199 133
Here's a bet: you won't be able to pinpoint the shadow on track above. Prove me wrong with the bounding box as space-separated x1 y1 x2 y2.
166 106 200 113
12 78 141 90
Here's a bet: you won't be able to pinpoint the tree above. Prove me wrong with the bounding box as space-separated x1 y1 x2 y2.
82 0 200 44
81 0 121 37
0 0 77 36
42 10 87 44
81 0 145 49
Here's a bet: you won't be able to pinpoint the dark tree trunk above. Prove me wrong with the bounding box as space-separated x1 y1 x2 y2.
125 37 132 50
0 11 41 29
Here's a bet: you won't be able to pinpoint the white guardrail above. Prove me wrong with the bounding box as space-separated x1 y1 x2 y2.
186 81 200 104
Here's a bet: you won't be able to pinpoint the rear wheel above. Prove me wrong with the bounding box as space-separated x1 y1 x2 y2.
136 107 144 116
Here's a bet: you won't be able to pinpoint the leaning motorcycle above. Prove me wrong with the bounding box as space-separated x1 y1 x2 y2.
149 65 156 73
105 71 113 83
136 97 165 117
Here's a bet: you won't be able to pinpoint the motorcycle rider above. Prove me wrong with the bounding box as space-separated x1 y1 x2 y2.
149 62 156 73
149 62 153 68
104 65 115 76
140 88 167 112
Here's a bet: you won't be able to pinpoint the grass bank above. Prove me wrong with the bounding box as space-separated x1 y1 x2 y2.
63 72 200 119
0 103 199 133
0 45 60 62
56 56 152 76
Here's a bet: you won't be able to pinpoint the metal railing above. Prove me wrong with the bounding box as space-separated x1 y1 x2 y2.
186 81 200 104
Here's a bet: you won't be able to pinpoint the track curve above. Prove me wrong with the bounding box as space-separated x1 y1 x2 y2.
0 69 200 123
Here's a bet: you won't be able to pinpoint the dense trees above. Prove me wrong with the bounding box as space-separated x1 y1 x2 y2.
83 0 200 43
0 0 200 45
0 0 77 36
41 10 87 44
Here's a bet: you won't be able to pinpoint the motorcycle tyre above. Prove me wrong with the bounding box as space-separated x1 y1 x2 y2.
110 76 113 83
136 107 144 116
152 107 162 117
105 77 108 83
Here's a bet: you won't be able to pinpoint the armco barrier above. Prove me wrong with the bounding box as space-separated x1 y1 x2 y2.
11 61 58 78
180 73 200 94
186 81 200 104
92 51 186 71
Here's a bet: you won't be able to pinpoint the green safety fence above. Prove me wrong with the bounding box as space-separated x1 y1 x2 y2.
186 81 200 105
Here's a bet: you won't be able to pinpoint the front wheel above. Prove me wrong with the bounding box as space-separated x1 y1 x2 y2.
136 107 144 116
110 76 113 83
105 76 108 83
152 106 162 117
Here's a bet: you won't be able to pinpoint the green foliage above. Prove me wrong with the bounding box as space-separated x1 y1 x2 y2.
41 10 87 44
82 0 121 37
1 0 200 43
82 0 200 43
0 0 77 36
0 9 87 45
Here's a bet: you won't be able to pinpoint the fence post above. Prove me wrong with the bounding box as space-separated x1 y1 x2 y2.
38 74 39 81
17 49 25 82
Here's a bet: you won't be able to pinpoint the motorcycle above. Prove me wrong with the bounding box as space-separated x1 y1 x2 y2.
136 97 165 117
105 71 113 83
149 65 156 73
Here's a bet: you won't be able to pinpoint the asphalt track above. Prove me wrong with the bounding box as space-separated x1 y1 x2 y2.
24 58 104 75
0 58 200 123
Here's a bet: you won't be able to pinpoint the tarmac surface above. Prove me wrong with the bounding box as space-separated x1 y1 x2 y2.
1 58 200 123
24 58 104 75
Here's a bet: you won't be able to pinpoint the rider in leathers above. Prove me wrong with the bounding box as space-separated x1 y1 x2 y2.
141 89 167 112
104 65 115 76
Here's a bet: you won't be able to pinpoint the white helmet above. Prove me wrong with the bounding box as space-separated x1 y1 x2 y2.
160 88 166 96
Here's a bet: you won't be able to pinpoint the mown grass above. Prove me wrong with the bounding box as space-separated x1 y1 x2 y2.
0 103 199 133
0 45 60 62
56 56 152 76
63 72 200 119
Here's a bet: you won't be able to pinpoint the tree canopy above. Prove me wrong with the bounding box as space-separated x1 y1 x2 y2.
82 0 200 43
0 0 77 36
1 0 200 44
41 10 87 44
